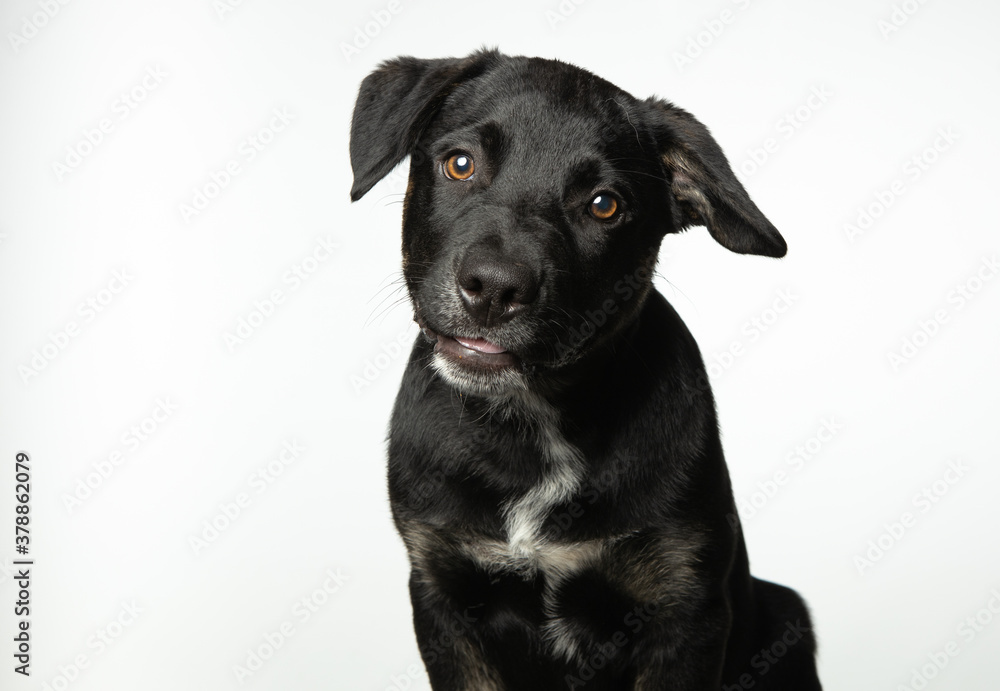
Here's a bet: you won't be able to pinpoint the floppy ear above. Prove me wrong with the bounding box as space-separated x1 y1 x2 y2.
645 98 787 258
349 51 499 201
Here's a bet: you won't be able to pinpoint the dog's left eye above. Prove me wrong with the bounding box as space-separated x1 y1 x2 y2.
444 153 475 180
589 193 619 221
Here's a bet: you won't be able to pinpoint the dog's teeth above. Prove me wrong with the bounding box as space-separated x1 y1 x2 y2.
455 337 507 354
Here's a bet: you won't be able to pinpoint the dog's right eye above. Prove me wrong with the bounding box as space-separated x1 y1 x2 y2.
443 153 475 181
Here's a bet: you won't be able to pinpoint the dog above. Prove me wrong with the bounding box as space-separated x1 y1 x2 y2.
350 49 822 690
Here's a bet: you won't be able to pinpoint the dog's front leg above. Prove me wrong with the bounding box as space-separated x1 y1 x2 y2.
628 593 732 690
408 571 505 691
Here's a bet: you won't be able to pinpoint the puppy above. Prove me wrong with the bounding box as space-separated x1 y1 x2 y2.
350 49 822 690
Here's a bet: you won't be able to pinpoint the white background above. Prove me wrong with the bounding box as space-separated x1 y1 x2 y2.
1 0 998 689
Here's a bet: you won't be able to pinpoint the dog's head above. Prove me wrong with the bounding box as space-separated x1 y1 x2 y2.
350 50 784 397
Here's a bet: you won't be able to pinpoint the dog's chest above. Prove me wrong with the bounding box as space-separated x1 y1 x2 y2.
463 534 610 661
493 392 586 555
464 535 605 584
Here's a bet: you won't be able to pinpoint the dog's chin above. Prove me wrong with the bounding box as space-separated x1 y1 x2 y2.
421 327 530 398
431 352 529 397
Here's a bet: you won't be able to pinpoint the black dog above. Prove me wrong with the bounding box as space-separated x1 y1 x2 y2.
350 50 821 690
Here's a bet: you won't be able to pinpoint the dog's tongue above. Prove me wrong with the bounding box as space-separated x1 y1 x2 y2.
455 336 508 354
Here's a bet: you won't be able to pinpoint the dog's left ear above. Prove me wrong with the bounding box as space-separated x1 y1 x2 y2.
350 50 499 201
645 98 786 258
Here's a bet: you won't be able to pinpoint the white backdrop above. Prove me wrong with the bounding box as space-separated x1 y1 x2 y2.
1 1 998 689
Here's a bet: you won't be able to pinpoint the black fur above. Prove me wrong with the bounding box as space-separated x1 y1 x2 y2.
350 50 821 690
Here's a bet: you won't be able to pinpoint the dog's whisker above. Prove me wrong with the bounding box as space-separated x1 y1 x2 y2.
364 293 412 328
366 279 407 306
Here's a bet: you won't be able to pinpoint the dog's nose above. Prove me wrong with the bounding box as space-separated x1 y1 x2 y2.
456 256 539 326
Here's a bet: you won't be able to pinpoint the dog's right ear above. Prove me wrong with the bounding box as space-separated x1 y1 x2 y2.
349 51 498 201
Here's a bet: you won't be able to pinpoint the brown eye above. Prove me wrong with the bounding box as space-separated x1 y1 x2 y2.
444 152 475 180
589 193 619 220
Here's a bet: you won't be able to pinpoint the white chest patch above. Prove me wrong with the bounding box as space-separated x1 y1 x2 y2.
486 392 599 661
497 392 584 559
463 536 605 582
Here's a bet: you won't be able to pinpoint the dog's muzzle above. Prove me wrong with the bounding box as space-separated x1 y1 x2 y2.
419 321 521 372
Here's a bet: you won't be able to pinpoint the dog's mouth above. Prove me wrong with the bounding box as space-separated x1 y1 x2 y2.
419 322 521 371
